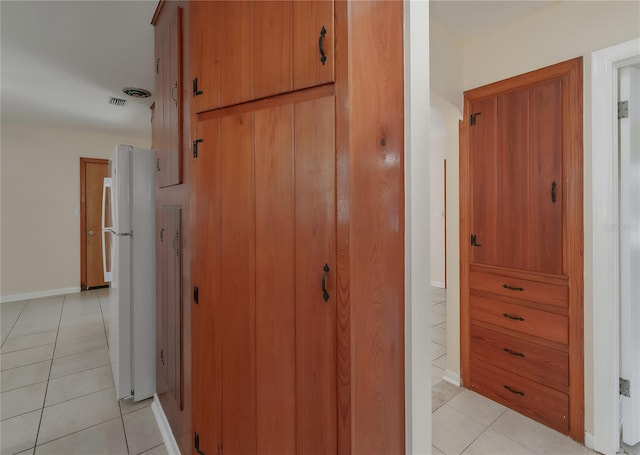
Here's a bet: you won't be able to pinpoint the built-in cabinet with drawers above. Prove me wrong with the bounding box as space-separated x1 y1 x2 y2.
152 1 406 454
460 57 584 440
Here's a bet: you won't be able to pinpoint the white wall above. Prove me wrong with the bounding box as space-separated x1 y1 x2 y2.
1 122 150 300
430 108 446 288
433 0 640 438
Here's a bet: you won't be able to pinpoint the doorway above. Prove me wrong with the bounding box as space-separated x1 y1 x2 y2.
592 38 640 455
80 158 109 290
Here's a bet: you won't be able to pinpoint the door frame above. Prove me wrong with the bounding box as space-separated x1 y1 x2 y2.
591 37 640 455
80 157 109 291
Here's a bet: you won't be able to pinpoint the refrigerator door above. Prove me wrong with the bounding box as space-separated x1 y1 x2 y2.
110 230 132 400
130 148 156 401
112 144 132 235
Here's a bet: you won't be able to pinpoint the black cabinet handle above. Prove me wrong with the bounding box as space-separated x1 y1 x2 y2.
502 313 525 321
502 284 524 292
551 181 557 203
503 347 525 357
318 26 327 65
503 385 525 396
322 263 330 302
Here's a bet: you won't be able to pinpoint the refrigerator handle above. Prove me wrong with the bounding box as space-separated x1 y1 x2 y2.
102 177 113 282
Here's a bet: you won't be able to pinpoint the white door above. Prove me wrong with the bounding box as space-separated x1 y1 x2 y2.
620 64 640 447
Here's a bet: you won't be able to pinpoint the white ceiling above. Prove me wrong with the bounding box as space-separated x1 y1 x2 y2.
1 0 157 138
1 1 557 139
430 0 558 38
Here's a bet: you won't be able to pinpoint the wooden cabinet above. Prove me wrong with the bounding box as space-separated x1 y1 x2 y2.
192 92 337 455
460 58 583 440
157 206 183 410
190 1 334 113
189 1 405 455
154 4 182 187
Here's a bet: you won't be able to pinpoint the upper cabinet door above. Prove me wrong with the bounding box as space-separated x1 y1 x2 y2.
190 1 334 114
190 1 221 113
154 5 182 188
293 1 334 90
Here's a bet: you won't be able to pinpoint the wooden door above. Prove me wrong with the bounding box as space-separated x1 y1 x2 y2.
154 5 182 188
80 158 109 290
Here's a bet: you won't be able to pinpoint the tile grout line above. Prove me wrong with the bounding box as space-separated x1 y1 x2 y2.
0 299 31 350
31 293 66 453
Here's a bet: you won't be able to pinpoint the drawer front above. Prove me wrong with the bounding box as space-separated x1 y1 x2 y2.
470 360 569 434
470 324 569 390
470 295 568 344
470 271 568 308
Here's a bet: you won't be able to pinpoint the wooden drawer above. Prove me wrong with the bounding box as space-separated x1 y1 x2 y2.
470 295 568 344
470 324 568 390
470 271 568 308
470 360 569 434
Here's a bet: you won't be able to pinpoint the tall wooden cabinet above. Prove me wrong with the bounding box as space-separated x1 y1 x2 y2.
152 2 192 454
189 2 405 455
460 58 584 440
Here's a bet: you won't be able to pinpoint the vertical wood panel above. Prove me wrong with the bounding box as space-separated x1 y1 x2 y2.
190 0 220 112
294 95 337 454
293 1 334 90
255 104 296 454
219 1 254 107
190 118 222 455
254 1 293 100
498 89 529 270
168 7 182 186
165 207 183 409
528 80 563 274
220 112 257 455
347 1 405 453
469 97 498 266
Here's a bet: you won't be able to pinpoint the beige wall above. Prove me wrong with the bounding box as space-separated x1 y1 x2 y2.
430 18 464 113
1 122 150 299
432 0 640 436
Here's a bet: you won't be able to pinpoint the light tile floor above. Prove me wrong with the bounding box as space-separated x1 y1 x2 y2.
430 286 604 455
1 290 166 455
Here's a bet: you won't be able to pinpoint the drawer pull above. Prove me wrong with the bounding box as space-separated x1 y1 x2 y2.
502 284 525 291
503 347 525 357
503 385 525 396
502 313 525 321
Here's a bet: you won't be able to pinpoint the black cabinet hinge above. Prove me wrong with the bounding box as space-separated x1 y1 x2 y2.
156 158 160 171
193 78 203 97
156 58 160 74
194 286 199 304
470 112 482 126
193 139 203 158
470 234 482 247
160 348 165 365
160 228 164 242
195 432 205 455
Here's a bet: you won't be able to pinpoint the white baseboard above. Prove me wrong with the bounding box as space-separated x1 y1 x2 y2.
443 369 461 387
431 281 446 289
584 432 595 450
151 394 181 455
1 287 81 303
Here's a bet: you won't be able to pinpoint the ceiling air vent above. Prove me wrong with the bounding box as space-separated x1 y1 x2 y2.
122 87 151 98
109 97 127 106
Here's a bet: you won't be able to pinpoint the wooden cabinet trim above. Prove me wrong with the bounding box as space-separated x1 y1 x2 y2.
196 83 335 121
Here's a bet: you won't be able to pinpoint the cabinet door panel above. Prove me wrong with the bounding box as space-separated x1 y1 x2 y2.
219 1 254 107
156 6 182 188
220 112 257 455
470 97 498 266
190 1 220 112
497 89 530 270
254 1 293 100
255 105 296 454
165 207 182 410
294 95 337 454
293 1 334 90
528 80 563 274
156 210 169 396
191 119 222 455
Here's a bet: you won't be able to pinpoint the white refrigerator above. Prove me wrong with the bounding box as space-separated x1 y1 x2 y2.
101 144 156 402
